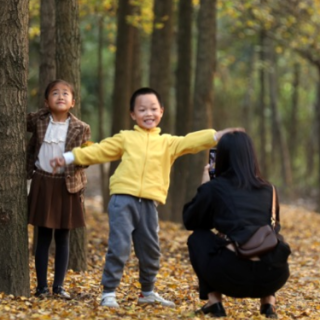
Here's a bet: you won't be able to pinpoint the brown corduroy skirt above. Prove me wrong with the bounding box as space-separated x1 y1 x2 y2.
28 170 85 229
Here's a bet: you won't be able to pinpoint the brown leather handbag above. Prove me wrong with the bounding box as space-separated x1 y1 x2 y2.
233 186 278 258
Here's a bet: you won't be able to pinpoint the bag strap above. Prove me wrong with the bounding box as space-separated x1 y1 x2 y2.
271 185 278 228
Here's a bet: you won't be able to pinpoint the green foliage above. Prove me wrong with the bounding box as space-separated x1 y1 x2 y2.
27 0 320 197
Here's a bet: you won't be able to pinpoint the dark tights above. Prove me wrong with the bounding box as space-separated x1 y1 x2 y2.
35 227 70 289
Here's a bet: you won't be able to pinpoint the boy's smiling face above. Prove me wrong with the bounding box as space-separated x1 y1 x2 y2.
130 93 164 130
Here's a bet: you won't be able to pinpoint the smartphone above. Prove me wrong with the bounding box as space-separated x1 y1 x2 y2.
208 148 217 180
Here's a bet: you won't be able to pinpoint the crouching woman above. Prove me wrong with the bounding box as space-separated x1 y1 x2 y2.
183 131 290 318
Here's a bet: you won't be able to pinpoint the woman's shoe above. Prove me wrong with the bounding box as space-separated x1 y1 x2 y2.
260 303 278 319
195 302 227 317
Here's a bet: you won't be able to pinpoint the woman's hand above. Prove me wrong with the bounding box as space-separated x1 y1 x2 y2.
50 157 66 174
201 164 210 184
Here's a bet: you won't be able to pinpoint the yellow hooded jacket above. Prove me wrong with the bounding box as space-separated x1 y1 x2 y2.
72 125 217 204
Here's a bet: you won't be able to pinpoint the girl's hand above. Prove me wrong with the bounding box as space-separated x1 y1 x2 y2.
50 157 66 174
201 164 210 184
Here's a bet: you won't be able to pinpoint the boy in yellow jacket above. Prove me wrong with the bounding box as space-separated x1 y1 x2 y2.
51 87 242 308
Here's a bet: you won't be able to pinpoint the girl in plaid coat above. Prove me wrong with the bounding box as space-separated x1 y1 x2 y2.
27 79 91 299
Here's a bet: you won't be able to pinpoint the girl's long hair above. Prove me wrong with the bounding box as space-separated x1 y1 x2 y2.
215 131 267 189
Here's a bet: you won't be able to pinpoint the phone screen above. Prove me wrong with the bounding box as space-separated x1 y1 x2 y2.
209 148 217 180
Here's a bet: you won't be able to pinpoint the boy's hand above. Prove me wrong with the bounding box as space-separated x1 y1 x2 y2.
201 164 210 184
50 157 66 174
215 127 245 141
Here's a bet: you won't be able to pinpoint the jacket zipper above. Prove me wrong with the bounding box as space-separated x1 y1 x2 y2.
139 132 149 198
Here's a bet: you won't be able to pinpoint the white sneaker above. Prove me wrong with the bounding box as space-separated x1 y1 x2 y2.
138 292 175 307
100 294 119 308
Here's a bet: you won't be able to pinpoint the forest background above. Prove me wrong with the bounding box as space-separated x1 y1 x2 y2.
27 0 320 220
1 0 320 307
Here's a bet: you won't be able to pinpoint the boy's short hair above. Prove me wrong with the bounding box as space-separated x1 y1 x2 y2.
44 79 75 100
129 87 163 112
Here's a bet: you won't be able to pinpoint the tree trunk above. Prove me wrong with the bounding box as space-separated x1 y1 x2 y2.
316 66 320 211
38 0 56 106
96 16 109 213
258 29 268 177
55 0 81 118
0 0 30 296
33 0 57 256
242 45 255 135
111 0 134 134
150 0 174 221
149 0 174 134
289 62 300 166
55 0 87 271
186 0 217 202
130 6 142 94
267 40 292 189
170 0 193 222
106 0 136 206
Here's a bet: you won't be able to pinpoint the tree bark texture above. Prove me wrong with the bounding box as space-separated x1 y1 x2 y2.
149 0 174 134
0 0 30 296
169 0 193 222
186 0 216 202
38 0 56 108
55 0 86 271
68 226 88 272
55 0 81 118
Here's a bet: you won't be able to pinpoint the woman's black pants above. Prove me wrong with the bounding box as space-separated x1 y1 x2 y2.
187 229 289 300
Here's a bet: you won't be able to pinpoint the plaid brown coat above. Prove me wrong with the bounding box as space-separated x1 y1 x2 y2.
27 108 91 193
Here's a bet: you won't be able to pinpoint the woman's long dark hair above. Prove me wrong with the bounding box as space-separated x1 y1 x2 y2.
215 131 267 189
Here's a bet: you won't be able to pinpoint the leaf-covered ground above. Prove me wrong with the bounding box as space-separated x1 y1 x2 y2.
1 198 320 320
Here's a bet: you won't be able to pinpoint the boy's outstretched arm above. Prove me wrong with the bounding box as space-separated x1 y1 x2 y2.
214 127 245 141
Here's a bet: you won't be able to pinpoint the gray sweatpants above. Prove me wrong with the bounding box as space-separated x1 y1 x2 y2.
101 194 161 292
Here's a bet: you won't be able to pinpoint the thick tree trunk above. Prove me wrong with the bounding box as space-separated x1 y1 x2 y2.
170 0 193 222
149 0 174 134
0 0 30 296
186 0 217 202
55 0 87 271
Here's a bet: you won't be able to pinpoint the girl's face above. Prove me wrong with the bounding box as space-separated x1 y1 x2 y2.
45 83 75 120
130 93 163 130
